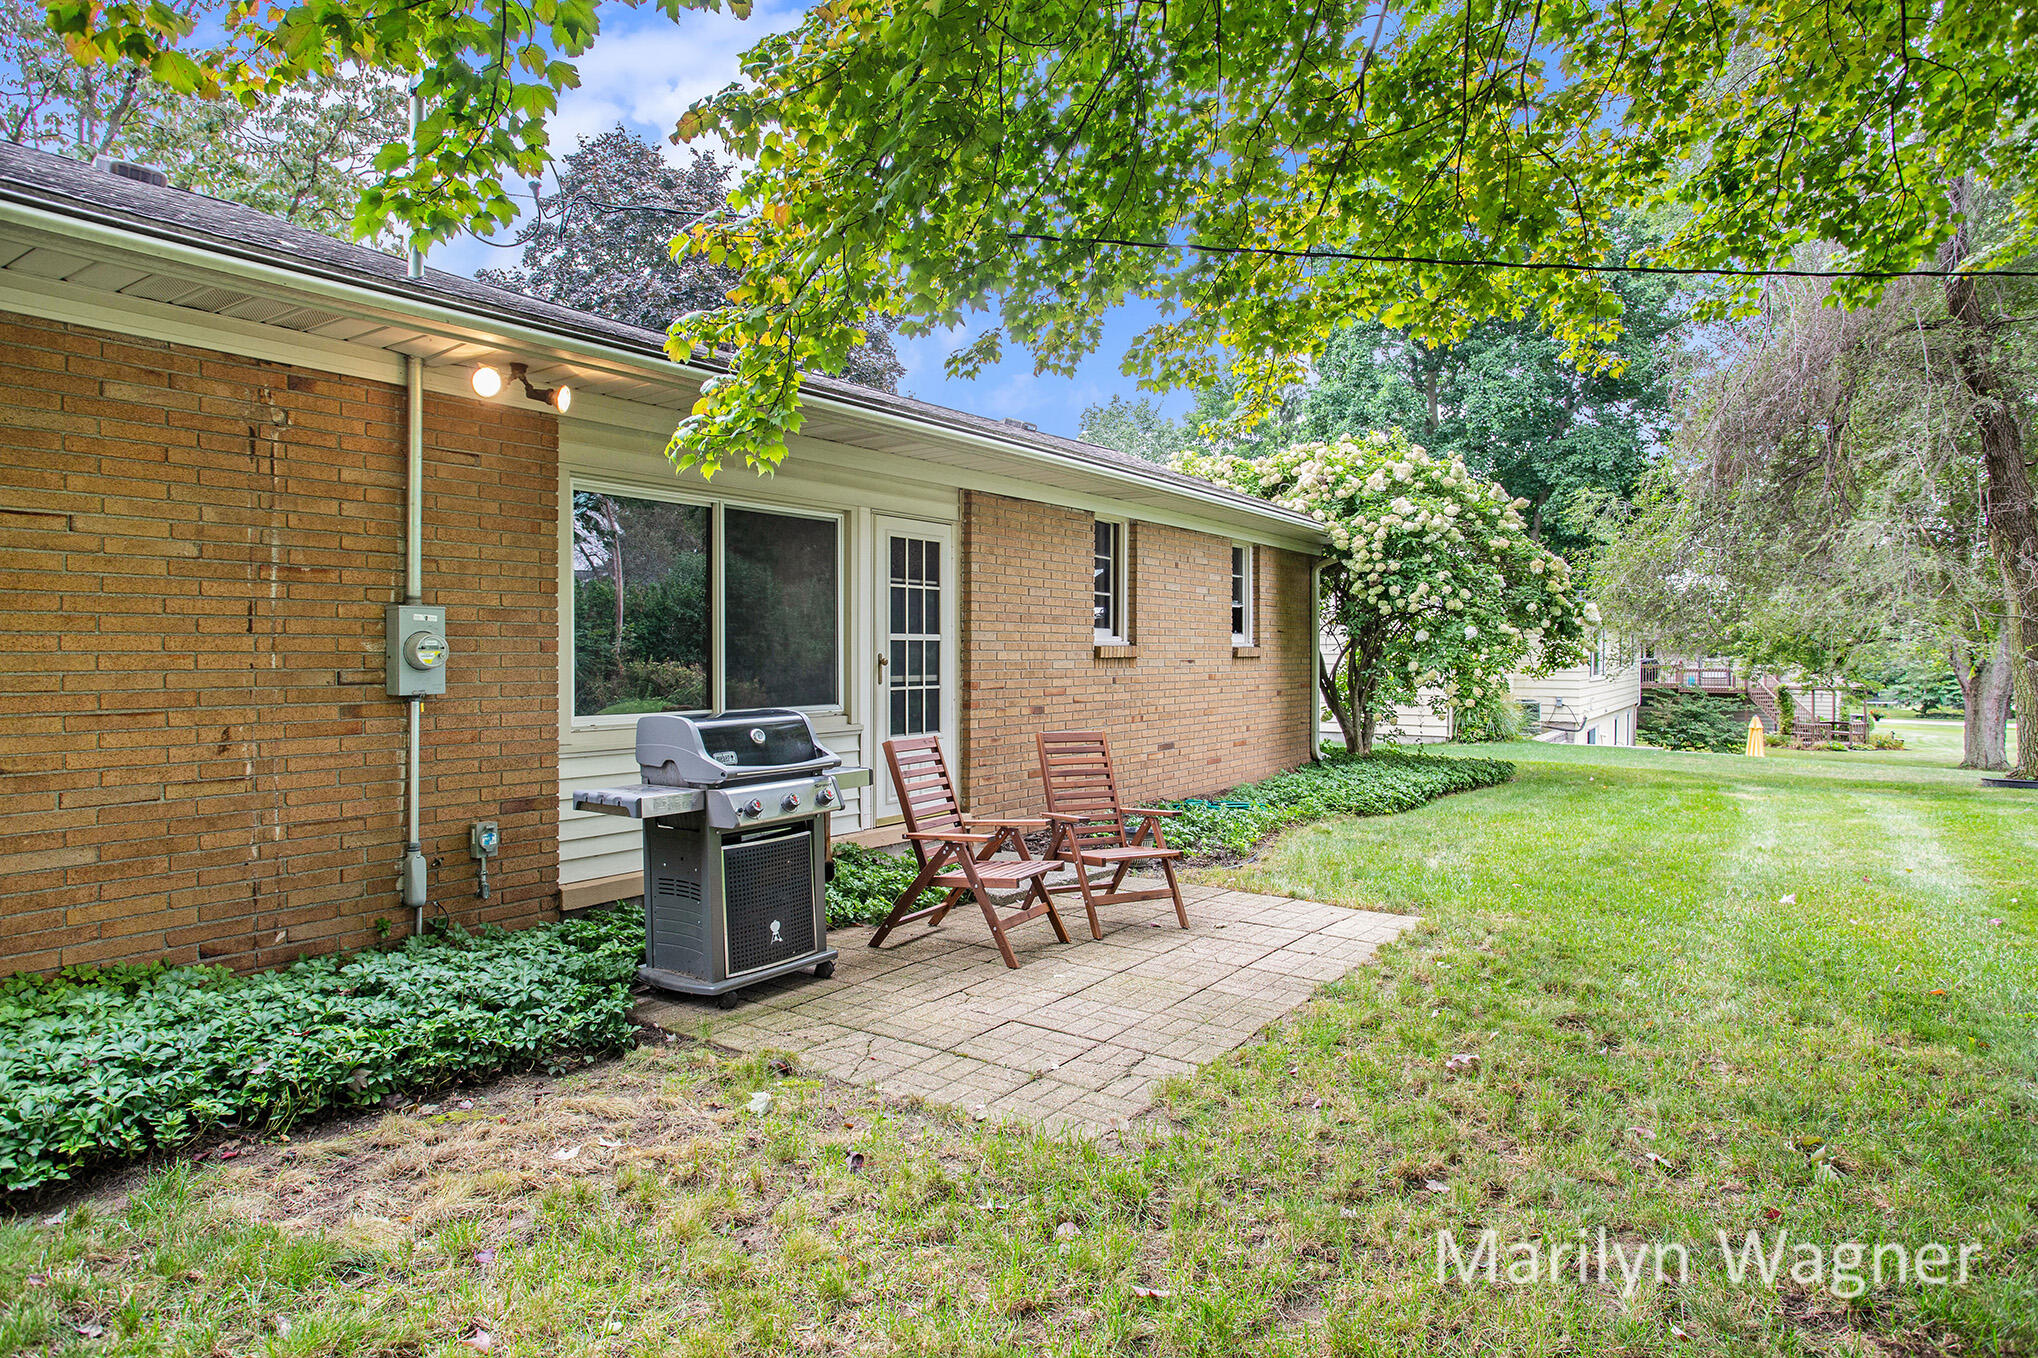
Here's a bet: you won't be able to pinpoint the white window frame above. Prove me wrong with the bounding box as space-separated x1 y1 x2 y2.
1229 543 1255 646
566 475 847 730
1093 516 1129 645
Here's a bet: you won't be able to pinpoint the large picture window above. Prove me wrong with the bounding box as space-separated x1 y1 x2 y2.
572 491 709 718
571 489 840 719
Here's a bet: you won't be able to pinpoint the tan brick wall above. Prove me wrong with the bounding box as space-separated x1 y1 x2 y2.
958 491 1317 815
0 313 560 975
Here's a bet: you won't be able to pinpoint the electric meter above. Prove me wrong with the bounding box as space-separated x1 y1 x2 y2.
385 603 449 696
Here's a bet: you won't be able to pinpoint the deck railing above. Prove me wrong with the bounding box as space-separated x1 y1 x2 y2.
1641 662 1744 690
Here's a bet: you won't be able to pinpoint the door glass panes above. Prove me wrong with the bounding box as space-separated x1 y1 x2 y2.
571 491 710 718
725 508 839 708
887 534 941 736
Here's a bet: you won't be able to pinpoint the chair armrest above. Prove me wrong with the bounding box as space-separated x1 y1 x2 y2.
902 830 996 844
965 816 1049 828
1041 811 1097 824
1123 807 1183 817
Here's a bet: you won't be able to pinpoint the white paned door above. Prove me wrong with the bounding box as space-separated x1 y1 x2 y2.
873 517 955 820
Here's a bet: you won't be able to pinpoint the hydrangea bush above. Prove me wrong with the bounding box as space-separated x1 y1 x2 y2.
1180 430 1589 752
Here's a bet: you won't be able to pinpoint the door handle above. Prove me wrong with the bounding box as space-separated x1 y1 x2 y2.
877 650 888 671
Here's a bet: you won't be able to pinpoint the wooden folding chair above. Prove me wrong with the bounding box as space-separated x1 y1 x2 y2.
870 734 1071 968
1035 730 1189 939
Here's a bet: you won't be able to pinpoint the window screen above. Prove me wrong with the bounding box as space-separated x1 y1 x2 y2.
724 508 839 708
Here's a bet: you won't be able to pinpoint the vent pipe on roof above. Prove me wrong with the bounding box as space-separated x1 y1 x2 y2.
91 156 169 188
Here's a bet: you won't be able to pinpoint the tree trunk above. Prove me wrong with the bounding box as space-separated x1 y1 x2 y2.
1943 187 2038 778
1960 631 2014 771
1318 648 1358 754
1347 642 1376 756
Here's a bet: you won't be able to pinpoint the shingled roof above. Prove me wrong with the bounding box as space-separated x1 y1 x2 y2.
0 142 1320 536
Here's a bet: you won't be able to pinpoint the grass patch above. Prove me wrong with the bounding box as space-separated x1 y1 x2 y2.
3 740 2032 1354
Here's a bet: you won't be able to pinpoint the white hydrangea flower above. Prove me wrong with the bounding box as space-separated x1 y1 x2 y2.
1465 625 1479 639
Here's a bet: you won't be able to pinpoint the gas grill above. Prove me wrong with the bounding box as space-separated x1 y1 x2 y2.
572 709 871 1006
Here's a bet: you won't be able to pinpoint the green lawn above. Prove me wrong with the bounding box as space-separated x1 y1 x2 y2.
4 741 2033 1355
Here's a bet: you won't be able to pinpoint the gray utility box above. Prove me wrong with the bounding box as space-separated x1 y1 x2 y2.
385 603 448 697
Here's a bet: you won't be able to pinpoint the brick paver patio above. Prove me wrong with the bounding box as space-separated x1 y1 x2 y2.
632 879 1415 1133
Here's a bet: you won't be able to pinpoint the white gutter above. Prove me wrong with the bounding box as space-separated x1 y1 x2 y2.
0 191 1328 546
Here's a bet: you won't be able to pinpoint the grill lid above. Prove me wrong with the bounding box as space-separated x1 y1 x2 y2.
637 708 841 787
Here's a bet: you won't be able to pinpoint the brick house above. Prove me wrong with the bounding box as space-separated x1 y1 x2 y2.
0 144 1327 976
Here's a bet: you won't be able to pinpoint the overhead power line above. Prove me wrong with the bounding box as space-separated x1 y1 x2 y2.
1005 230 2038 280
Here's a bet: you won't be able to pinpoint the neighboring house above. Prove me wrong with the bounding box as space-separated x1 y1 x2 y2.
0 144 1326 976
1371 632 1641 747
1509 632 1641 746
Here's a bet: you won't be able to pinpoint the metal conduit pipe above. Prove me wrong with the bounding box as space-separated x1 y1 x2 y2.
401 87 430 935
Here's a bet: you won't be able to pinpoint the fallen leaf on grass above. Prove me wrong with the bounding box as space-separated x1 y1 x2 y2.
746 1092 773 1115
1054 1221 1080 1241
1424 1180 1450 1194
1131 1286 1172 1299
24 1274 45 1288
1927 988 1948 996
1671 1324 1691 1340
73 1322 103 1339
1624 1127 1656 1140
474 1249 497 1267
845 1151 865 1173
551 1144 582 1162
1643 1151 1670 1168
1778 894 1797 905
1443 1053 1478 1072
1764 1207 1782 1221
594 1137 624 1149
41 1210 65 1227
461 1328 493 1352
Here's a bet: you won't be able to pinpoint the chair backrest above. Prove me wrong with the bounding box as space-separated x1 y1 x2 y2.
1035 730 1128 850
883 734 964 867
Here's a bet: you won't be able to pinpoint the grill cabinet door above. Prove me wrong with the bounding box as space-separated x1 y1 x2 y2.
722 826 819 976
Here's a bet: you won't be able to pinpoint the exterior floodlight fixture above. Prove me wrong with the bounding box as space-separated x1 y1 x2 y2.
470 365 504 397
509 363 572 413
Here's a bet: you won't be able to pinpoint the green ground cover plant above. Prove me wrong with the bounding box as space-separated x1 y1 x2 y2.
4 732 2030 1355
825 845 937 928
0 912 642 1193
1161 749 1515 856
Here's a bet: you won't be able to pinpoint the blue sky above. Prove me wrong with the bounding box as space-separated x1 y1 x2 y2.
428 1 1189 441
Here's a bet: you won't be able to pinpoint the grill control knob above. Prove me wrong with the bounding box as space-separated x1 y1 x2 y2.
740 797 764 817
781 792 801 812
815 787 835 806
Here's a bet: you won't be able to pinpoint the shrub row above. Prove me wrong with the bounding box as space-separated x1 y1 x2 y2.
0 910 643 1193
1159 748 1516 856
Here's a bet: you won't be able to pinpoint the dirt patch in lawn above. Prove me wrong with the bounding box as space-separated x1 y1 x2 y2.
66 1034 956 1254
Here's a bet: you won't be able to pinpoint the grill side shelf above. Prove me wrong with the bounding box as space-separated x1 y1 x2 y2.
571 785 707 819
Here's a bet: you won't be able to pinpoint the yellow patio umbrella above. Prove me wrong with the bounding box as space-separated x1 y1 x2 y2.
1746 717 1767 757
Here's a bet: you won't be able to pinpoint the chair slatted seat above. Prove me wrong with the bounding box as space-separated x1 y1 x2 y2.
1035 730 1189 939
871 735 1070 968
